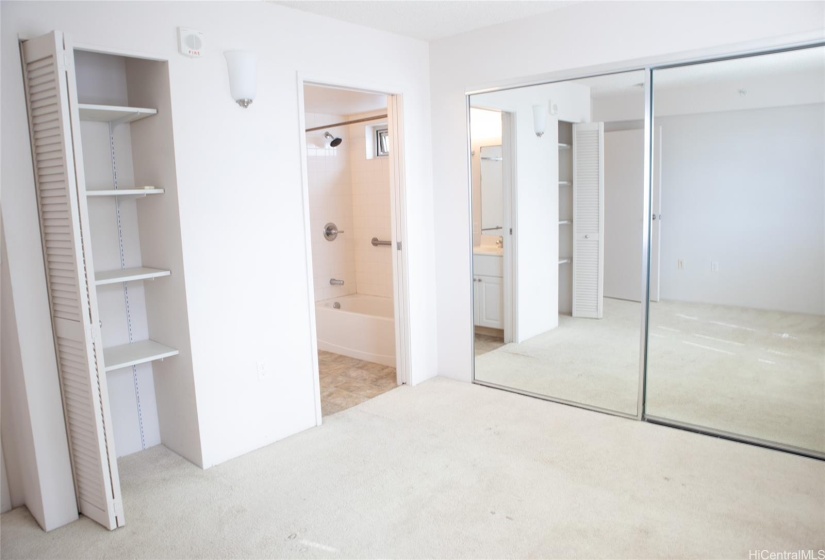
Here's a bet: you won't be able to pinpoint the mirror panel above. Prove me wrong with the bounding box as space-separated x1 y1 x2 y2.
470 70 647 416
646 46 825 455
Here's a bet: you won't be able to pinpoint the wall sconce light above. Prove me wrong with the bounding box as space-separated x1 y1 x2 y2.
532 104 547 137
224 50 256 108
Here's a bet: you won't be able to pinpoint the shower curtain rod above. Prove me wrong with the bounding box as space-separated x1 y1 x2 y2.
305 114 388 132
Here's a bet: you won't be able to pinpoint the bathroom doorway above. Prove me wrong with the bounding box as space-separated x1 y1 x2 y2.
299 82 408 419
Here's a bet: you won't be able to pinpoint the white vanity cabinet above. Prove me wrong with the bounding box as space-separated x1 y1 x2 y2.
473 253 503 329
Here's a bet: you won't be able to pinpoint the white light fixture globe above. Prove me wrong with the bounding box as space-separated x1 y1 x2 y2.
532 104 547 138
224 50 256 108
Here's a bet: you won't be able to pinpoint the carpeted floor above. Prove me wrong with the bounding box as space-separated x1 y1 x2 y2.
1 377 823 559
475 298 825 453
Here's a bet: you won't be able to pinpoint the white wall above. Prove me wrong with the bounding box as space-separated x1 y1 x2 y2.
658 103 824 314
603 129 645 302
1 442 11 514
1 0 435 529
431 1 825 382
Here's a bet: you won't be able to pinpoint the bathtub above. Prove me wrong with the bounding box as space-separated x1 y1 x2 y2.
315 294 396 367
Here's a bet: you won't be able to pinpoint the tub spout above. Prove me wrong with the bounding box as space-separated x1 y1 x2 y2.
330 278 345 286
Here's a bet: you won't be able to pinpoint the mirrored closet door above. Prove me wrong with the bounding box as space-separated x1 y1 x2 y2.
645 45 825 456
470 70 648 417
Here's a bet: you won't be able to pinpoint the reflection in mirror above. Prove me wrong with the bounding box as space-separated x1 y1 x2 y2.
646 46 825 455
470 70 646 416
480 145 503 234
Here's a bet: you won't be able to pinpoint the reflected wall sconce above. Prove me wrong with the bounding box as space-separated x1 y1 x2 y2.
224 50 256 108
532 104 547 137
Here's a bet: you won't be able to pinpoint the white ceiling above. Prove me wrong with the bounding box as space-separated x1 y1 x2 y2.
271 0 577 42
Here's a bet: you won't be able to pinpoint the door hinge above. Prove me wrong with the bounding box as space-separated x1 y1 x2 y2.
396 241 402 251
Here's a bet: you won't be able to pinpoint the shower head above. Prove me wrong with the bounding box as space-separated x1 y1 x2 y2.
324 131 343 148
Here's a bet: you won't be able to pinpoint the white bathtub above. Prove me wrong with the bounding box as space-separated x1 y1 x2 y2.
315 294 396 367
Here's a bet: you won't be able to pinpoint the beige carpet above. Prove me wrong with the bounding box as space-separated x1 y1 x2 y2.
475 298 642 415
2 377 823 559
475 299 825 454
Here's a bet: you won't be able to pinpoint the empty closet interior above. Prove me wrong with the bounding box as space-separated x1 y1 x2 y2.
74 48 197 463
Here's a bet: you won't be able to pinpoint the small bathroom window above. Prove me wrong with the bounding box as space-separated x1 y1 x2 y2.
375 127 389 157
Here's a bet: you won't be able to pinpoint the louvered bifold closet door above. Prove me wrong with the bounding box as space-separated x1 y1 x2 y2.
21 31 124 530
572 122 605 319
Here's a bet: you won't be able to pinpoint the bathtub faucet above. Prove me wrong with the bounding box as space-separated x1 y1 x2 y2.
329 278 345 286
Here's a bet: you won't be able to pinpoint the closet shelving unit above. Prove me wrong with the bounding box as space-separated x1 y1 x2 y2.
22 31 197 531
79 101 179 374
87 188 165 197
558 124 574 314
78 103 157 123
95 267 171 286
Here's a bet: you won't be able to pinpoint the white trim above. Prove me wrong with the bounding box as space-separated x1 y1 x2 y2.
73 41 168 62
501 112 517 343
637 68 653 421
465 30 825 96
295 72 323 426
387 94 412 386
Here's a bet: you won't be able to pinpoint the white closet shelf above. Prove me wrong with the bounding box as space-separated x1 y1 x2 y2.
78 103 157 123
95 267 170 286
559 258 572 265
86 187 164 197
103 340 179 372
558 143 571 149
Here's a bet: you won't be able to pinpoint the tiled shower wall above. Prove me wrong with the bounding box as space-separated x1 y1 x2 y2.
307 110 393 302
307 112 355 302
348 113 393 299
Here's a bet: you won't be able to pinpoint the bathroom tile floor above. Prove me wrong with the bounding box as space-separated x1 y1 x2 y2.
474 333 506 356
319 350 398 416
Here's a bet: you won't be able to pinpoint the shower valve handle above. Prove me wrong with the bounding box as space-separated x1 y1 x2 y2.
324 222 344 241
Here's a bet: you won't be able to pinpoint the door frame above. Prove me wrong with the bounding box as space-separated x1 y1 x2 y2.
295 73 412 425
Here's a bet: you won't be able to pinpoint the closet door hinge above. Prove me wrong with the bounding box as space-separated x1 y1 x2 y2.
396 241 402 251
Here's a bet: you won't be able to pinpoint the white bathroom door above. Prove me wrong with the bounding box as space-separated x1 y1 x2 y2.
21 30 125 530
572 122 604 319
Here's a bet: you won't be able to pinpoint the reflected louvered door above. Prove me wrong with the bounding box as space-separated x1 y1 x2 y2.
21 31 124 530
572 122 604 319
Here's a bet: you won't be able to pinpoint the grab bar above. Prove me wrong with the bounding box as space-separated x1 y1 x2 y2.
371 237 391 247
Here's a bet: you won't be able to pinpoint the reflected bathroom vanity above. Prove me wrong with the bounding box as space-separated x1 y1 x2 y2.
472 248 503 329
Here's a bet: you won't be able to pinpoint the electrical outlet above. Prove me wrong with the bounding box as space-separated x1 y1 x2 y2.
256 361 267 380
677 259 684 270
711 261 719 272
